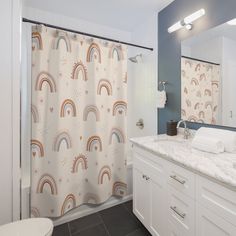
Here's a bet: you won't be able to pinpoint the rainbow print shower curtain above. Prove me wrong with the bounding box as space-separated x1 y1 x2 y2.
30 26 128 217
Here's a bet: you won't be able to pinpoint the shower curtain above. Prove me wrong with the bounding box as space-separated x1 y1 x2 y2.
31 26 128 217
181 57 220 124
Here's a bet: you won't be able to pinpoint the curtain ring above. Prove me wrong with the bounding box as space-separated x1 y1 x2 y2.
103 41 109 47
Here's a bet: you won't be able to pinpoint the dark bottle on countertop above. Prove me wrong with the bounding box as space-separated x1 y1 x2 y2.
166 120 178 136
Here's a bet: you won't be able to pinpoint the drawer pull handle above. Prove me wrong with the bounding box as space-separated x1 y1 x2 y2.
170 206 186 219
170 175 186 185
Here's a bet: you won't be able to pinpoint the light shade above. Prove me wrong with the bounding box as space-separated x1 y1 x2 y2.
168 8 205 33
227 18 236 25
168 21 183 33
184 9 205 25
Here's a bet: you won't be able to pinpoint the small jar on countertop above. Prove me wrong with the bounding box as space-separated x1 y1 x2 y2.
166 120 178 136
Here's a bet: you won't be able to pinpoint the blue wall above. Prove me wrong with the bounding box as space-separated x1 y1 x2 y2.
158 0 236 134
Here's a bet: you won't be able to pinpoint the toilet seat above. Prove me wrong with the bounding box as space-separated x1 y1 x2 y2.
0 218 53 236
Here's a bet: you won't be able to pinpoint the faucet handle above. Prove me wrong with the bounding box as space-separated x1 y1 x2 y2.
184 128 191 139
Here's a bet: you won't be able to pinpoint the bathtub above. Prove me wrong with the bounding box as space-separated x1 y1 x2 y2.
21 162 133 226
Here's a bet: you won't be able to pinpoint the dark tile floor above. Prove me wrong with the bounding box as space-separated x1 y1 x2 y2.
53 201 151 236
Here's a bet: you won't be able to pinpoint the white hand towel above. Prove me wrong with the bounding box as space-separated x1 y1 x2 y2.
195 127 236 153
191 135 224 154
157 90 167 108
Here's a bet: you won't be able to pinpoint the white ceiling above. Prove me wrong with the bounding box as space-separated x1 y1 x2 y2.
23 0 174 31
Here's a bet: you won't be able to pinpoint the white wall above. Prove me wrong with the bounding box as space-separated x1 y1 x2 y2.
0 0 21 225
0 0 13 225
183 37 222 64
128 13 158 138
222 37 236 126
23 7 131 42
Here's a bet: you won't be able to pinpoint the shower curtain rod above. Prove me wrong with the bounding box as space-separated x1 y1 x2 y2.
22 18 154 51
182 56 220 66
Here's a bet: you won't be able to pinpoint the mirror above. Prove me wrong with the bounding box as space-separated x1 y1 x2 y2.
181 19 236 127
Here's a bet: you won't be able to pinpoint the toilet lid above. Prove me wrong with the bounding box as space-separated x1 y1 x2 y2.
0 218 53 236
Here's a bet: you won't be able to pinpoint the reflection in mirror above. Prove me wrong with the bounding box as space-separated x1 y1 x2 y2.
181 19 236 127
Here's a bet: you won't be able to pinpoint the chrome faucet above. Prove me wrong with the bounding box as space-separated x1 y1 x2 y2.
176 119 190 139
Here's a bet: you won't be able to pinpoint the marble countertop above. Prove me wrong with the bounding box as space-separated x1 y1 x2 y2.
130 134 236 190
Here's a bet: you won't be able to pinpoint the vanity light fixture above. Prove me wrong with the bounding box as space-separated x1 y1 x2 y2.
168 9 205 33
227 18 236 25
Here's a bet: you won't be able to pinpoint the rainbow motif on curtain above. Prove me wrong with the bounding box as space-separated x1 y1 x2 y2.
32 32 43 50
61 194 76 215
71 155 88 173
109 45 124 61
31 104 40 123
98 166 111 184
112 182 127 197
36 174 58 195
53 132 72 151
60 99 77 117
31 139 44 157
83 105 100 121
86 43 101 63
53 32 71 52
31 207 40 218
109 128 125 144
86 135 102 152
71 61 88 81
35 71 57 93
97 79 112 96
112 101 127 116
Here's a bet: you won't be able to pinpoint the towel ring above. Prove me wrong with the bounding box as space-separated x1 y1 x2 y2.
159 81 167 91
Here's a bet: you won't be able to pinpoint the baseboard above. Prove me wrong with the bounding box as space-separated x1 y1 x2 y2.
53 194 133 226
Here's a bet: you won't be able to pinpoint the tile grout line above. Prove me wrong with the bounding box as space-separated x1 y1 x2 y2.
68 213 102 235
97 212 111 236
67 222 72 236
122 202 135 218
122 202 148 234
125 228 140 236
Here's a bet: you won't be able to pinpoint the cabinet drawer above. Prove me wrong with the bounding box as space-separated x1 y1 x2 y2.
196 175 236 227
133 146 167 167
196 204 236 236
167 186 195 236
133 152 166 184
167 161 195 199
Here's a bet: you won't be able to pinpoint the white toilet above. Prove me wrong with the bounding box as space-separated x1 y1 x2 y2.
0 218 53 236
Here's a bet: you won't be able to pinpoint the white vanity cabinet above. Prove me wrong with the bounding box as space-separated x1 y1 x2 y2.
133 148 167 236
132 145 236 236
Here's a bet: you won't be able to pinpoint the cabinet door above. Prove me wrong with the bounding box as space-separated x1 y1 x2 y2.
148 165 167 236
133 168 150 225
167 219 188 236
196 204 236 236
149 172 166 236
